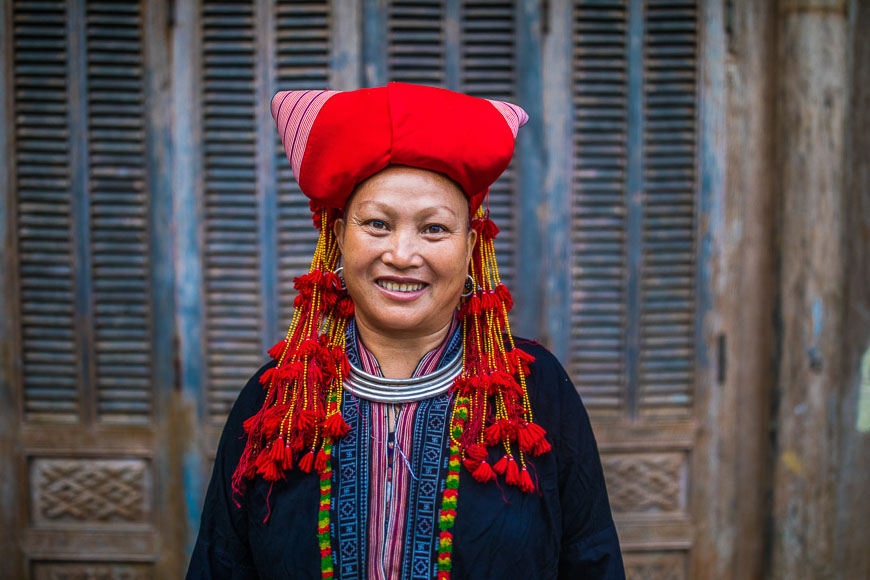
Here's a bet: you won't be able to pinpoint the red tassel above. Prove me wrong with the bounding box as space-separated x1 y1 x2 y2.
258 367 277 386
322 413 351 438
484 422 502 446
533 438 552 456
315 449 328 473
280 445 294 470
465 443 487 461
506 456 521 486
298 450 315 473
268 340 287 360
519 466 535 493
472 460 495 483
493 454 509 475
271 438 287 464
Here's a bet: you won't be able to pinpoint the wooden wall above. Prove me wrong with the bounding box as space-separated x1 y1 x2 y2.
0 0 867 578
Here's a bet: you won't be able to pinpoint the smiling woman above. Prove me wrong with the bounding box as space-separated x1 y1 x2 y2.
187 83 625 579
335 167 477 378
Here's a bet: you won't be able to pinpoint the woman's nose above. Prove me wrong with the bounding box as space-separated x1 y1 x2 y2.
382 229 424 269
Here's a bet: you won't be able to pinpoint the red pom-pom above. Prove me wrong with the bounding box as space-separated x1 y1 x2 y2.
493 454 509 475
259 367 277 386
465 443 487 462
336 296 354 318
298 450 315 473
268 340 287 360
322 413 351 438
533 437 552 456
484 422 502 446
315 449 328 473
472 460 495 483
506 456 521 486
519 466 535 493
280 445 294 470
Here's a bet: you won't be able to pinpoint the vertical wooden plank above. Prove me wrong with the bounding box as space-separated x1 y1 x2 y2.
68 0 96 426
513 0 544 340
171 0 208 565
143 0 189 574
0 0 26 574
444 0 459 91
542 0 572 360
330 0 361 90
771 0 848 577
836 2 870 576
256 0 278 349
624 0 643 419
362 0 387 86
690 0 739 576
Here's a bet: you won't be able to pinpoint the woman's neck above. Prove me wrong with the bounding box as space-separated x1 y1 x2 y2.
353 315 454 379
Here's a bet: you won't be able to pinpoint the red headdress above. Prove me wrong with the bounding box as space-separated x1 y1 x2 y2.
234 82 550 578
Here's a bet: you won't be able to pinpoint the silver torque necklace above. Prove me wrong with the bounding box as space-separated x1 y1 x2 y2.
343 347 463 403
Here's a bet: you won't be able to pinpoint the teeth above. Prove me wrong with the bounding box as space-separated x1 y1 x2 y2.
378 281 424 292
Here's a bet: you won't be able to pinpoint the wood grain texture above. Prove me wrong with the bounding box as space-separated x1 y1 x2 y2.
833 0 870 576
771 0 848 577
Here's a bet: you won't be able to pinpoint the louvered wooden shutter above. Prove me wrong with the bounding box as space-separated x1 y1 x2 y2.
15 1 153 423
11 0 162 575
571 0 697 417
385 0 519 290
571 0 699 572
200 0 333 421
15 0 78 422
201 1 264 418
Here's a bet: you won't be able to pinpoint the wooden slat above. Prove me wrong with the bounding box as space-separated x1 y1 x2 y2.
86 0 153 422
640 0 698 418
13 0 79 422
201 0 264 419
275 0 332 326
388 0 445 86
460 0 518 292
570 0 629 416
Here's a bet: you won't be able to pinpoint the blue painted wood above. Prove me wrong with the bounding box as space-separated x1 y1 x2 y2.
257 0 279 351
362 0 387 86
625 0 644 419
542 0 573 362
445 0 460 91
514 0 545 341
68 0 95 425
172 0 208 554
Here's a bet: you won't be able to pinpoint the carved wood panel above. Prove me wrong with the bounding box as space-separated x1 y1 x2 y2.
603 452 687 514
30 459 150 525
624 552 686 580
32 563 151 580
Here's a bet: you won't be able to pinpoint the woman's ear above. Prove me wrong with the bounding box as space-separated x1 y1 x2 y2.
333 216 346 253
465 228 478 265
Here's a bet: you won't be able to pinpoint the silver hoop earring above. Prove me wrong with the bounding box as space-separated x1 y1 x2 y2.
461 274 475 297
333 266 346 290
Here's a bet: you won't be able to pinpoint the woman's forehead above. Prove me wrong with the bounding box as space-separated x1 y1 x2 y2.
346 166 469 214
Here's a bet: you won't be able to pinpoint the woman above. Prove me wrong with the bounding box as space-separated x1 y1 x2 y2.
187 83 624 579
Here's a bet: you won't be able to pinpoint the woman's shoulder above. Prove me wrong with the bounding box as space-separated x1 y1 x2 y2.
510 336 571 384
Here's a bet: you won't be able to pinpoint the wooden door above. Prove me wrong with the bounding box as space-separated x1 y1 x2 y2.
1 0 711 577
569 1 700 576
1 0 178 577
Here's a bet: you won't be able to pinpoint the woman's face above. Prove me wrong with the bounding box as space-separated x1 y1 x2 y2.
333 166 478 340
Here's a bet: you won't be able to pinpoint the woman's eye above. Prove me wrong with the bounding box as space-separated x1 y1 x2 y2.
365 219 388 230
424 224 447 235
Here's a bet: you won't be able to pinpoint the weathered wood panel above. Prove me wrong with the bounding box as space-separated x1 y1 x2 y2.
771 0 848 577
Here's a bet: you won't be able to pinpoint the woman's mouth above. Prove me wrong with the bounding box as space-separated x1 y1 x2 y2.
376 280 427 293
